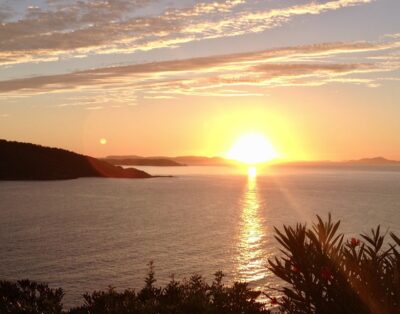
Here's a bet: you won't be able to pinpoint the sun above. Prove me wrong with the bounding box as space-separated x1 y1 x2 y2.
226 133 278 164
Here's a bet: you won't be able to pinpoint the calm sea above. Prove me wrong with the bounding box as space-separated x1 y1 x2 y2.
1 166 400 307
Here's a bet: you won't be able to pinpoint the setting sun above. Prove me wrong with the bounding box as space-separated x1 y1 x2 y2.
226 133 279 164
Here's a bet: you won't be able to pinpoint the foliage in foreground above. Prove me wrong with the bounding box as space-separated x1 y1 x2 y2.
0 279 64 313
0 266 268 314
1 215 399 313
70 266 268 314
269 214 400 314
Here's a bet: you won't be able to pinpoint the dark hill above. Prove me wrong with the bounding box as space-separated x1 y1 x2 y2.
346 157 400 165
106 155 234 166
104 158 185 167
0 139 151 180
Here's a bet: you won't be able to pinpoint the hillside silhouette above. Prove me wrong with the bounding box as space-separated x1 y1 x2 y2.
106 155 235 166
104 158 185 167
0 139 151 180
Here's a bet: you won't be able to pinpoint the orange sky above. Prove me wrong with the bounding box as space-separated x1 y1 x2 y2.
0 0 399 161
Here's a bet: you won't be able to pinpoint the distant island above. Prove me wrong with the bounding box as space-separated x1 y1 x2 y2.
0 140 152 180
274 157 400 168
103 157 185 167
104 154 400 168
104 155 236 166
345 157 400 165
3 138 396 181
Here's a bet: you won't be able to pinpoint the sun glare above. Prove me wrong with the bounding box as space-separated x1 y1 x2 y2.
227 133 278 164
248 166 257 177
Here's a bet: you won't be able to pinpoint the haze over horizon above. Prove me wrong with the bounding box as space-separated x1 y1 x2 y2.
1 0 399 161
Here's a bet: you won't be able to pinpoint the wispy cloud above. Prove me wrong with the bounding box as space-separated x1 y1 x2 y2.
85 106 103 110
55 88 137 109
1 36 399 98
0 0 374 66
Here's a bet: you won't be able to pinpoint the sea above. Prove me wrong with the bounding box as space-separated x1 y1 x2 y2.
1 165 400 308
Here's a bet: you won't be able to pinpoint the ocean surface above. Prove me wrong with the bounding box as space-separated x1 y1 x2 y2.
1 166 400 308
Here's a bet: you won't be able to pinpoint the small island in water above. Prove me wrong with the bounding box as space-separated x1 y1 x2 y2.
103 157 185 167
0 139 152 180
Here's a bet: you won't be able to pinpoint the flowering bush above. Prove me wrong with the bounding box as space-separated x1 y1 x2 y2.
268 214 400 314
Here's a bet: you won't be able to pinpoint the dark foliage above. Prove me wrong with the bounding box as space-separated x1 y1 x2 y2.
0 279 64 313
268 214 400 314
70 262 269 314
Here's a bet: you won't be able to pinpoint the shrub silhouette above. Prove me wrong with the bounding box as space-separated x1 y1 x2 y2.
268 214 400 314
70 262 269 314
0 279 64 313
1 215 399 313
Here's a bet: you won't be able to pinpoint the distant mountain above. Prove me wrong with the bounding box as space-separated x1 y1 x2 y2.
173 156 234 166
0 140 152 180
106 155 144 159
105 155 234 166
103 154 400 168
345 157 400 165
104 158 185 167
274 157 400 168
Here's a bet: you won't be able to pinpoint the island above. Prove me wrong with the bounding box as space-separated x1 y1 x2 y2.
273 157 400 168
104 155 235 166
103 158 185 167
104 154 400 169
0 139 152 180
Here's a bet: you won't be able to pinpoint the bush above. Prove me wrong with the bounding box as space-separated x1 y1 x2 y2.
70 262 269 314
268 214 400 314
0 279 64 313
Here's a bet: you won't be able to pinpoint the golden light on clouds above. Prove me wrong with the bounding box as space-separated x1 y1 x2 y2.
0 0 374 66
226 133 279 164
1 0 398 161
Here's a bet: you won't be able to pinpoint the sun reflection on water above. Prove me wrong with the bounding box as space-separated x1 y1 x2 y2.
236 172 268 283
248 166 257 178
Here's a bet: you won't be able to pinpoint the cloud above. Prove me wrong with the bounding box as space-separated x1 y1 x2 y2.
0 36 398 107
0 0 374 66
383 33 400 39
0 4 13 23
55 88 137 109
85 106 103 110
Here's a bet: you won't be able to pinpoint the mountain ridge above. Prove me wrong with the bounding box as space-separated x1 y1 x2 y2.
0 140 152 180
103 155 400 167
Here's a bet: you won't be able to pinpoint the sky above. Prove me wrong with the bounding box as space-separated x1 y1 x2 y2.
0 0 399 160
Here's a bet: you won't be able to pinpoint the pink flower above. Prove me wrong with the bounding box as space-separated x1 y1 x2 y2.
291 264 300 273
350 237 360 247
321 266 333 281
